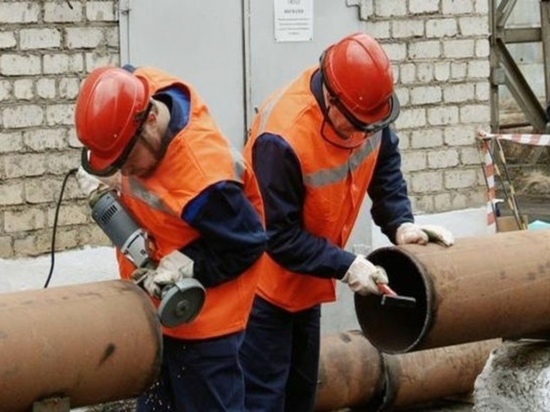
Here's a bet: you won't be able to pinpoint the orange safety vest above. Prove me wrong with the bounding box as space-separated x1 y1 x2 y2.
115 67 266 340
244 67 382 312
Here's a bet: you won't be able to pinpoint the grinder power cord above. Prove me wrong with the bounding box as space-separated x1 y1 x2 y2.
43 167 78 289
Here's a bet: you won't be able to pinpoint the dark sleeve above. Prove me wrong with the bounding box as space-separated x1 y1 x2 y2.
179 181 267 288
121 64 137 72
252 133 355 280
367 127 414 243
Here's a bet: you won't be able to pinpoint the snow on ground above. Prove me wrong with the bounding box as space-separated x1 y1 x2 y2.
0 246 119 294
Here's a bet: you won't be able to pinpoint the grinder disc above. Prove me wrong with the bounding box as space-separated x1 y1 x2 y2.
158 278 206 327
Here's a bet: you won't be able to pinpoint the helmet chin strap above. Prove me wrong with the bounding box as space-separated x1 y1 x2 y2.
80 148 119 177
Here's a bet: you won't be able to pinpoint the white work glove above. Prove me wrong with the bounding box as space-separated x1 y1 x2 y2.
340 255 388 296
75 166 121 199
141 251 195 299
396 222 454 247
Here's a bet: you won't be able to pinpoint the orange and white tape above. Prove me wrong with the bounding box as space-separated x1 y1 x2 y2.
476 129 550 232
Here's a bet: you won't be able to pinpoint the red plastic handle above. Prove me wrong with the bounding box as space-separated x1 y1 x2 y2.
377 283 397 296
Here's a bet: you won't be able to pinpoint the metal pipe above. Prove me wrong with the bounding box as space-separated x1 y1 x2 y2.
314 331 500 411
0 280 162 412
383 339 500 410
314 331 384 412
355 230 550 353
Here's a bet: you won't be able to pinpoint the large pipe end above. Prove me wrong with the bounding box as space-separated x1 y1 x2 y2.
354 245 432 353
0 280 162 411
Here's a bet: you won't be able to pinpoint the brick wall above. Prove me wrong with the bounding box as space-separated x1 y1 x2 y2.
360 0 490 213
0 0 491 258
0 0 119 258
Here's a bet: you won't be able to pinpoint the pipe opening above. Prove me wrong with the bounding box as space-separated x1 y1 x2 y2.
354 246 431 353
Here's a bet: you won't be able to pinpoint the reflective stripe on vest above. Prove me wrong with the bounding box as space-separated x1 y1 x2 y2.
304 133 381 188
123 148 247 216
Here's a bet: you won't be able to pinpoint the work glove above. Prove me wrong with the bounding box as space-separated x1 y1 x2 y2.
75 166 121 199
140 251 195 299
340 255 388 296
396 222 454 247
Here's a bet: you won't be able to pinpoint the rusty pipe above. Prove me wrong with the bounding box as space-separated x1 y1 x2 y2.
355 230 550 354
314 331 500 412
382 339 500 410
314 331 384 411
0 280 162 412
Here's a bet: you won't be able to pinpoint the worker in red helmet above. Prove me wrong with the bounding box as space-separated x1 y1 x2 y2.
239 32 454 412
74 65 267 411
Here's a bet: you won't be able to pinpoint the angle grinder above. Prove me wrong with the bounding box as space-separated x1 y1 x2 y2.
90 190 206 327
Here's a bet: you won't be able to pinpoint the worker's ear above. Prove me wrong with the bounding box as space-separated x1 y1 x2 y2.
144 101 158 126
146 109 157 125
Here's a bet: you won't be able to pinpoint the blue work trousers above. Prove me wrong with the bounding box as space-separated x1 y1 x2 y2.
240 295 321 412
136 331 246 412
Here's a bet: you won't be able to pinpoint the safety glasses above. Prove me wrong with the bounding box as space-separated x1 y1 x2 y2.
327 90 400 135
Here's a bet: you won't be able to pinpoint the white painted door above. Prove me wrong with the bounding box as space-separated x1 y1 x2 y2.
120 0 246 147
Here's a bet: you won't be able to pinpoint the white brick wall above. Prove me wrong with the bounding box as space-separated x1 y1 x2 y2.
362 0 490 214
0 0 492 257
0 1 117 258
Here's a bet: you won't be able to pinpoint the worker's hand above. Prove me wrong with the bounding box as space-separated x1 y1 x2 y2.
340 255 388 296
396 222 454 247
75 166 108 198
75 167 121 198
141 251 195 299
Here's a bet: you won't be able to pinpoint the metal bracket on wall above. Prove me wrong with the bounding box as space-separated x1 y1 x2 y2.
489 0 550 134
497 38 547 131
490 67 507 85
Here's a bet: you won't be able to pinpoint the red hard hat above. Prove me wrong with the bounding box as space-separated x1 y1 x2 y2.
75 66 150 174
321 32 399 127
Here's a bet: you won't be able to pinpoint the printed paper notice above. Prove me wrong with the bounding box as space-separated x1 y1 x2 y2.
274 0 313 42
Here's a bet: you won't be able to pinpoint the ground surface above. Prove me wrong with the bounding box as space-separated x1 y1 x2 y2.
83 397 474 411
490 137 550 225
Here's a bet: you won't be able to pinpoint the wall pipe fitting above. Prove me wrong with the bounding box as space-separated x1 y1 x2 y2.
354 230 550 354
0 280 162 412
314 331 500 412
